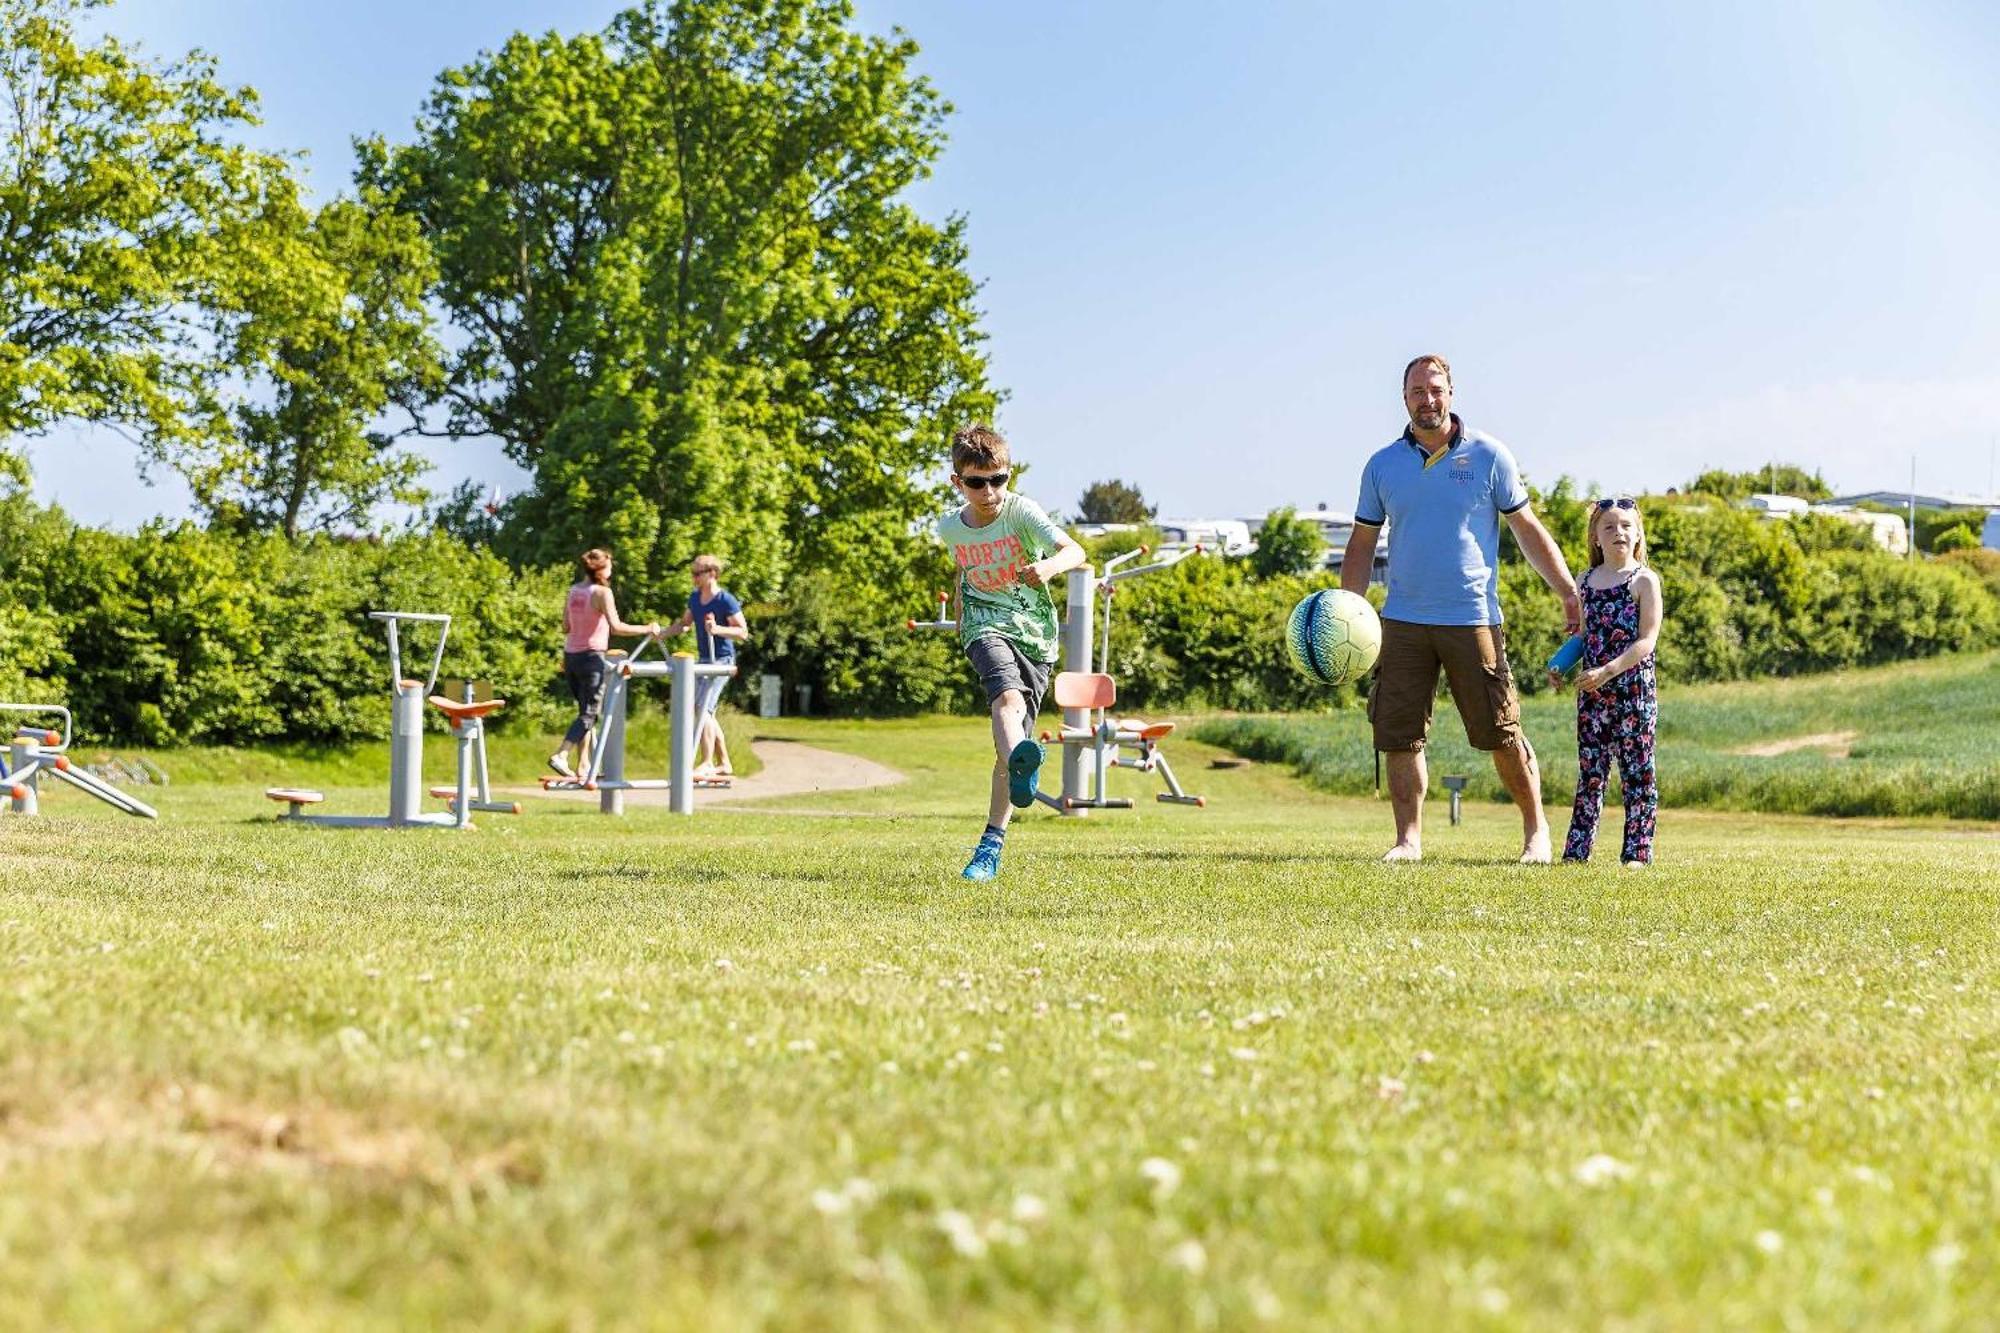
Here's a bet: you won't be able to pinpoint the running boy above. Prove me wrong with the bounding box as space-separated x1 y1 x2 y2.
1553 496 1663 866
936 424 1086 881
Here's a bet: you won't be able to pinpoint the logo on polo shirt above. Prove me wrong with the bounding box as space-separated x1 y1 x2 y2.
1449 453 1474 482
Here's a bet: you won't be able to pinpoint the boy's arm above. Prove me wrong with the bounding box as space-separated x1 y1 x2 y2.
704 612 750 642
1021 531 1086 588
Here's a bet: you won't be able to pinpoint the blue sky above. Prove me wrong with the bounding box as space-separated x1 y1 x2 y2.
34 0 2000 527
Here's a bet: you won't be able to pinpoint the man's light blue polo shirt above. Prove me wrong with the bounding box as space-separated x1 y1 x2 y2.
1353 415 1529 626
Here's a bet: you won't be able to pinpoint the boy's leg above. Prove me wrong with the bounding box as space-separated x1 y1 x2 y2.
1616 692 1659 864
987 687 1027 829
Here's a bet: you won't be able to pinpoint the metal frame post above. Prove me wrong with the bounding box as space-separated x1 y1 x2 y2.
598 668 630 816
670 654 696 814
1060 566 1096 818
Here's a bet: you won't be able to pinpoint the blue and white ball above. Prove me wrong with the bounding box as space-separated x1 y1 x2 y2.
1286 589 1381 686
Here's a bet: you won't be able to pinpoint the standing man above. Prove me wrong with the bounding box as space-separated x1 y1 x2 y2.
1340 355 1580 864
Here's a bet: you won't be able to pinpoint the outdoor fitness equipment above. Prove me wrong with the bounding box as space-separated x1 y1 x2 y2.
264 611 518 829
908 543 1208 816
539 637 738 815
2 703 159 819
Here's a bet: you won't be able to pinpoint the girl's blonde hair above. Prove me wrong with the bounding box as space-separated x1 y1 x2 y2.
1587 498 1647 569
691 554 723 577
578 548 613 585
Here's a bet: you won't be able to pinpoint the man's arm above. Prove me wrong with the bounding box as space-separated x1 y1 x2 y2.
1503 506 1581 634
1339 523 1380 596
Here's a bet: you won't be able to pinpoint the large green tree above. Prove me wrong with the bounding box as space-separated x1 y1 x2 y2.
175 195 442 538
0 0 286 463
1077 478 1154 524
359 0 993 601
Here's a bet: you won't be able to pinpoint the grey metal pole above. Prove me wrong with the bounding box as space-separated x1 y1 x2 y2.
387 682 425 827
599 668 628 816
7 738 33 814
670 655 696 815
1060 567 1095 817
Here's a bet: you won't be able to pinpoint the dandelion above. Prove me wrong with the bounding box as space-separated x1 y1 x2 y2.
936 1209 987 1258
1166 1238 1207 1275
1140 1156 1182 1200
1574 1154 1635 1187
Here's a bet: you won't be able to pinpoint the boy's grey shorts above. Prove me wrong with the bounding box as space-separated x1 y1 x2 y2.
964 635 1053 725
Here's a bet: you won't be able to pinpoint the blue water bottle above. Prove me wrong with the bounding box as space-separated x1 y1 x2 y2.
1547 634 1585 675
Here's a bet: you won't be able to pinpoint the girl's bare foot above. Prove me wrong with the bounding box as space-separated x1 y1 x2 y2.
1519 830 1552 864
1383 843 1422 863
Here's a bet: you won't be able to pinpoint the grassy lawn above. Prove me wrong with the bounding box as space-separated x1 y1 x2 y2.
3 711 1996 1328
1198 649 2000 819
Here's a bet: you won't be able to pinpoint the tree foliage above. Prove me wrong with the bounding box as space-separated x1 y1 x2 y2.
1247 506 1323 580
1076 478 1153 524
173 195 442 537
359 0 993 603
0 0 286 460
1682 464 1833 502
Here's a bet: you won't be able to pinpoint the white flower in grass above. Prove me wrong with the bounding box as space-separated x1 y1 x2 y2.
811 1188 851 1217
1415 1049 1436 1064
1166 1238 1207 1275
1011 1193 1049 1225
1754 1230 1784 1255
936 1209 987 1258
1930 1242 1964 1271
1574 1154 1635 1187
1140 1156 1182 1200
714 958 734 972
1229 1047 1259 1062
1376 1075 1406 1101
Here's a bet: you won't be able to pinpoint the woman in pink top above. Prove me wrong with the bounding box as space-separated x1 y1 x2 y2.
549 547 660 778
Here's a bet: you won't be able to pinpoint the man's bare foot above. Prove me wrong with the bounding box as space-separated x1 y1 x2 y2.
1383 842 1422 863
1519 830 1552 864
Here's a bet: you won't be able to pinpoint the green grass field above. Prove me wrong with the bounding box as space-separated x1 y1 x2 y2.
4 701 1997 1328
1198 649 2000 820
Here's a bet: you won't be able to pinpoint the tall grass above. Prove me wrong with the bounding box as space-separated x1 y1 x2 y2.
1196 650 2000 820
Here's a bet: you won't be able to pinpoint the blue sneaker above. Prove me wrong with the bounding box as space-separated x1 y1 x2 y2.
962 839 1002 881
1007 739 1045 809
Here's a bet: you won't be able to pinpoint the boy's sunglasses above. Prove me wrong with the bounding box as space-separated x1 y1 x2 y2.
957 471 1010 491
1594 496 1637 511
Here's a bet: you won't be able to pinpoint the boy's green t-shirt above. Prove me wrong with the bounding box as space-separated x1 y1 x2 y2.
936 493 1068 663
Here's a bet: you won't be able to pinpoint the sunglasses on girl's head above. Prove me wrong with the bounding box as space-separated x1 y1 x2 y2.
1595 496 1637 511
957 471 1010 491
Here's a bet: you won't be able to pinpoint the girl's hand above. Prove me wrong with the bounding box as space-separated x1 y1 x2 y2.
645 622 662 637
1577 665 1610 693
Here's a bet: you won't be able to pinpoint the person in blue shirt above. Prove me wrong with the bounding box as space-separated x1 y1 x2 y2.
666 554 748 777
1339 355 1581 864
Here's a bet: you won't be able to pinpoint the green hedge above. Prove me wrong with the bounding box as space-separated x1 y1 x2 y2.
2 482 1994 741
0 494 570 745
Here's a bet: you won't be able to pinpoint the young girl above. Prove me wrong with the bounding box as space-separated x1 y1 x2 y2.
550 548 660 779
1553 497 1662 866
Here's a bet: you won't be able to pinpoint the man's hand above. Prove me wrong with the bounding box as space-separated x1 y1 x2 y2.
1561 589 1582 636
1545 668 1566 693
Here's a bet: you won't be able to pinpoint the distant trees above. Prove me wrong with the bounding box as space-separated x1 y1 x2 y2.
1247 507 1322 579
360 0 993 601
0 0 288 463
177 196 442 538
1683 465 1833 502
1077 479 1154 524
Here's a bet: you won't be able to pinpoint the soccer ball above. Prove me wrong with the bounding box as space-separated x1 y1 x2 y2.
1286 589 1381 686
